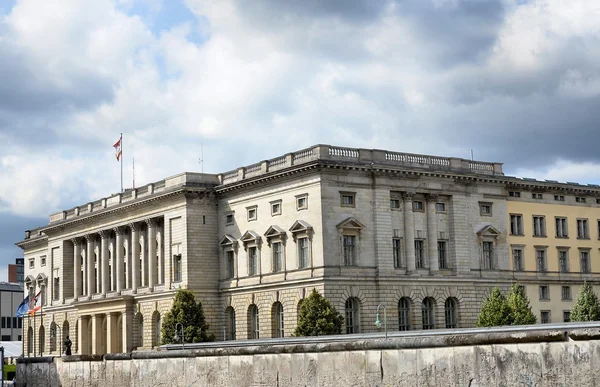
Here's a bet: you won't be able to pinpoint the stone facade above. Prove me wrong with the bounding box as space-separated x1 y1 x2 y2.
16 144 600 356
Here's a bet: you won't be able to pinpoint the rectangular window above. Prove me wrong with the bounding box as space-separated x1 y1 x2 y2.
576 196 586 203
53 277 60 300
1 317 4 329
340 192 356 207
482 242 493 269
298 238 309 268
247 206 257 221
541 311 551 324
533 216 546 237
580 250 591 273
173 254 182 282
536 249 547 272
562 286 571 300
29 259 34 269
532 193 543 199
480 203 492 216
18 317 22 329
0 335 9 341
296 194 308 210
539 285 550 300
438 241 447 269
270 201 282 216
6 318 10 328
392 238 403 268
556 217 568 238
577 219 589 239
249 247 258 275
558 250 569 273
554 195 565 201
390 198 401 209
12 317 16 329
412 201 424 211
343 235 356 265
510 214 523 235
225 213 234 226
435 202 446 212
415 240 425 268
509 191 521 197
40 255 46 266
513 249 523 271
563 311 571 322
226 250 235 278
272 242 282 272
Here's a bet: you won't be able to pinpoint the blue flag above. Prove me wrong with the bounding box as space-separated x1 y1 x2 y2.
16 295 29 317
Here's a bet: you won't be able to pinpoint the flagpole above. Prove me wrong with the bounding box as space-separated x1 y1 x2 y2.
33 311 36 357
120 133 123 193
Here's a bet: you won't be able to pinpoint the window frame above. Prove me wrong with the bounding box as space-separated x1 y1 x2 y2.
438 240 448 269
561 286 571 301
539 285 550 300
392 238 403 268
555 217 568 238
340 192 356 208
510 214 524 236
421 298 435 330
580 249 591 273
479 202 492 217
345 298 360 334
398 298 411 331
246 206 258 222
577 218 590 239
296 194 308 211
415 239 425 269
270 200 282 217
533 215 546 237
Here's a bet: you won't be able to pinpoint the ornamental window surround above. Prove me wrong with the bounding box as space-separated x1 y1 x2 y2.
289 220 314 269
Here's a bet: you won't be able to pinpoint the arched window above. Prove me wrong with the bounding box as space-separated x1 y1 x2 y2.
49 322 57 352
249 305 259 339
27 327 33 355
422 298 435 330
226 307 236 340
345 298 360 334
445 298 458 329
398 298 411 331
39 325 45 354
273 302 284 338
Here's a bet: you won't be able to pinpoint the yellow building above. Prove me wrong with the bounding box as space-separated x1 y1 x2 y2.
507 185 600 323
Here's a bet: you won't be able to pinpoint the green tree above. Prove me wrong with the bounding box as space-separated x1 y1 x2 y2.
571 281 600 322
294 289 344 336
161 289 215 344
507 283 537 325
476 287 512 327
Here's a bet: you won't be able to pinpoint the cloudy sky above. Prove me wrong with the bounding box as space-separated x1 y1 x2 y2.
1 0 600 278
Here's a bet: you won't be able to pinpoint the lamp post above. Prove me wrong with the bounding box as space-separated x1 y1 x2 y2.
174 323 185 350
374 304 388 339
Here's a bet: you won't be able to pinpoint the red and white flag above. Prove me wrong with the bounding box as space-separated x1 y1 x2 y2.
29 290 42 315
113 135 122 161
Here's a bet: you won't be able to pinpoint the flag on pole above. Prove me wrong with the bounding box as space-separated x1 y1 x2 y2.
28 291 42 315
113 135 122 161
16 295 29 317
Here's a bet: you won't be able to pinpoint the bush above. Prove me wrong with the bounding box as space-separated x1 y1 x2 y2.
571 281 600 322
476 287 512 327
294 289 343 336
161 289 215 344
507 283 537 325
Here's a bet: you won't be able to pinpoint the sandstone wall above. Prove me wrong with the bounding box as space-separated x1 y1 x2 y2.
16 328 600 387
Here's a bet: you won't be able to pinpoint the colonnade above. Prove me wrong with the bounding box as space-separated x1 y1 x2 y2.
71 218 165 298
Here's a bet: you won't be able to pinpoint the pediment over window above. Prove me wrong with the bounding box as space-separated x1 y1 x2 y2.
36 273 47 282
476 224 502 239
240 230 262 250
336 217 365 231
219 234 238 249
264 225 287 246
289 220 312 234
25 275 35 284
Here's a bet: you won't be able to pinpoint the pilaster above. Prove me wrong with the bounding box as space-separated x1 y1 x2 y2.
426 194 439 272
85 234 96 296
130 223 140 292
99 230 109 295
72 238 82 298
403 192 416 272
114 227 124 292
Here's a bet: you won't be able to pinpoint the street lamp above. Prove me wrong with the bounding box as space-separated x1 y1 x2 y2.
374 304 388 339
174 323 185 349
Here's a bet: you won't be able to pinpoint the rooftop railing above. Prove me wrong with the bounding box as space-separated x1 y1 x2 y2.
218 144 503 185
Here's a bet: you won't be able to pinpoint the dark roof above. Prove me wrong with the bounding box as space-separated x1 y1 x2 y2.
0 282 24 292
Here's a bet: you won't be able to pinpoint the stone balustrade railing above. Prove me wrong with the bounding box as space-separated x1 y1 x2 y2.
44 145 501 225
218 144 503 185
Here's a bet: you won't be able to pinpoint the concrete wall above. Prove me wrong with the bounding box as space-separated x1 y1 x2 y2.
16 328 600 387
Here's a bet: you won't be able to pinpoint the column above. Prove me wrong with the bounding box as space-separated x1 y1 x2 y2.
157 227 164 284
403 192 416 271
122 307 133 353
130 223 140 292
427 194 439 272
78 315 89 355
106 312 116 354
147 219 157 289
72 238 82 298
114 227 124 292
140 233 146 287
91 314 101 354
100 231 109 296
86 235 96 296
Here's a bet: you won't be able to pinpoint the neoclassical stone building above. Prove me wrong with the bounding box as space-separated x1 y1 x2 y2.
20 144 593 356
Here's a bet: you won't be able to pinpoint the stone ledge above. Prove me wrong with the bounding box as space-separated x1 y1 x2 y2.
568 328 600 341
16 356 55 364
61 354 103 362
